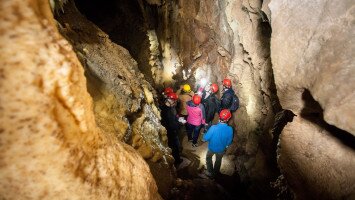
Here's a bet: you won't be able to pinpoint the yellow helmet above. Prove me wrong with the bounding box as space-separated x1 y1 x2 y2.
183 84 191 92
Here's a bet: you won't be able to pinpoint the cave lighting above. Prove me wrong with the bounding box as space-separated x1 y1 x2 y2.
195 67 210 90
200 78 208 88
246 94 257 124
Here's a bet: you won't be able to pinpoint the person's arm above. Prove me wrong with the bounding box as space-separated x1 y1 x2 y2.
221 93 233 109
200 104 206 125
203 126 213 142
168 109 179 130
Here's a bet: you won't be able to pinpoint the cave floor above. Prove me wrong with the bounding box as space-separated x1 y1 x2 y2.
169 127 248 200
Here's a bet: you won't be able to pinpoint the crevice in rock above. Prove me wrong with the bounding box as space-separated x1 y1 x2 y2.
74 0 159 86
301 89 355 150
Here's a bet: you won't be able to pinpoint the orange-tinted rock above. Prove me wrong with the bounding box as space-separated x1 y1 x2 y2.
0 0 161 199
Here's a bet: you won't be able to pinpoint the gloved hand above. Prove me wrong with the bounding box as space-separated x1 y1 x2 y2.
178 117 186 124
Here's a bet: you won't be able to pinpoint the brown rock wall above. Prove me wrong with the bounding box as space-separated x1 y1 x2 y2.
0 0 161 199
278 116 355 199
157 0 281 193
270 0 355 198
270 0 355 134
56 2 175 197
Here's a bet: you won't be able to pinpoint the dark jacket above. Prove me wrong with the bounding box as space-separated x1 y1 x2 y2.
202 93 220 123
160 104 179 133
221 88 235 110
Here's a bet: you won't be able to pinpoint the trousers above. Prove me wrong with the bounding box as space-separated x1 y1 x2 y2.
186 123 202 144
206 150 224 176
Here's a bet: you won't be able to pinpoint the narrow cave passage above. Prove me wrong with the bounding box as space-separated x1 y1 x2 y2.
56 0 279 199
54 0 355 199
57 1 252 199
1 0 354 200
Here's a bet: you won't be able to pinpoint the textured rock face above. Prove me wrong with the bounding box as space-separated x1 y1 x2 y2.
157 0 280 188
270 0 355 198
56 2 175 197
74 0 165 87
224 0 280 182
270 0 355 135
278 117 355 199
0 0 161 199
158 0 233 83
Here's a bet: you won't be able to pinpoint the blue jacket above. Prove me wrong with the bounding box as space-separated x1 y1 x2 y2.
203 123 233 153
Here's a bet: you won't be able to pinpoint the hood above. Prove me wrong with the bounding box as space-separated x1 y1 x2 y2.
187 100 198 107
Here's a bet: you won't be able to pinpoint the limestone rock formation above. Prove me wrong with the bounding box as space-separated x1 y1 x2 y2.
270 0 355 134
55 2 175 197
278 117 355 199
270 0 355 198
74 0 165 87
0 0 161 199
156 0 280 191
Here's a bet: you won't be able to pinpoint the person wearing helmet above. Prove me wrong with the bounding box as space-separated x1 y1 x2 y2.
160 92 183 166
220 78 239 112
159 87 174 106
201 83 221 132
186 94 206 147
162 87 174 99
176 84 194 119
202 109 233 178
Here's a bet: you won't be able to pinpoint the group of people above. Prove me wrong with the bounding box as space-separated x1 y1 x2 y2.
160 78 239 178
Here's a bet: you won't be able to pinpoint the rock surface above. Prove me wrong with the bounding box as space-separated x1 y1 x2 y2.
270 0 355 134
270 0 355 198
74 0 165 87
0 0 161 199
278 116 355 199
56 2 175 197
156 0 280 193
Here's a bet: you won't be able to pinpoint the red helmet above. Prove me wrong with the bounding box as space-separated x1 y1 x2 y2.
210 83 219 93
192 95 201 105
167 92 178 100
219 109 232 121
222 79 232 88
163 87 174 95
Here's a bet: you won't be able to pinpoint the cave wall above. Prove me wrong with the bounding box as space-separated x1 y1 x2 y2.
74 0 164 87
153 0 355 198
55 2 175 198
1 0 354 199
0 0 161 199
270 0 355 199
154 0 281 195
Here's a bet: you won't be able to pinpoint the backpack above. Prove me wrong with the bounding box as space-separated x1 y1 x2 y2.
229 93 239 111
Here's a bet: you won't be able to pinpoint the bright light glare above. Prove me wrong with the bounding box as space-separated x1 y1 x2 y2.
200 78 207 87
195 67 210 88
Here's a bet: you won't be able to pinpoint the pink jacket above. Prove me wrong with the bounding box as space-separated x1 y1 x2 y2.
186 101 206 126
